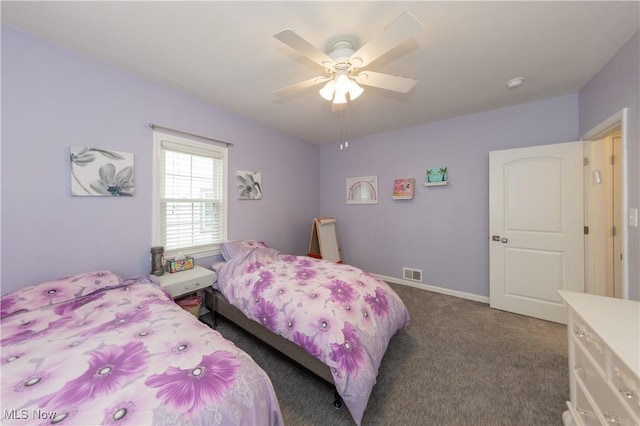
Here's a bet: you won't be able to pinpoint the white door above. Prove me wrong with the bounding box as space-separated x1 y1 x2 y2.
489 141 584 324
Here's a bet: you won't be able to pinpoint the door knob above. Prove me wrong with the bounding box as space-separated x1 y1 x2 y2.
501 237 508 243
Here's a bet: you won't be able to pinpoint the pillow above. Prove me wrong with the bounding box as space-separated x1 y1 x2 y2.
1 271 123 318
220 240 269 261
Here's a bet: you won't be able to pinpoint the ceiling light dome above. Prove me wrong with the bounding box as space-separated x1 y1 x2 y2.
506 77 525 89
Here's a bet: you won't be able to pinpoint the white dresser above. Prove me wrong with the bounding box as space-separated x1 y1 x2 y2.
559 290 639 426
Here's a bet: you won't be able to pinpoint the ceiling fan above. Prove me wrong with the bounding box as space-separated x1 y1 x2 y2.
272 11 423 106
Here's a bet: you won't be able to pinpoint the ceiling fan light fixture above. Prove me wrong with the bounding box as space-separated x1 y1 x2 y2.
319 80 336 101
333 89 347 104
322 70 364 104
347 79 364 100
331 70 355 104
335 71 350 92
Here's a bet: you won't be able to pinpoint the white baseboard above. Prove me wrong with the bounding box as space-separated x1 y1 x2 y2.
373 273 490 304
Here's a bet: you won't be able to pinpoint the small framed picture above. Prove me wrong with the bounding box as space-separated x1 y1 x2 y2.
393 178 415 199
346 176 378 204
425 166 448 186
237 170 262 199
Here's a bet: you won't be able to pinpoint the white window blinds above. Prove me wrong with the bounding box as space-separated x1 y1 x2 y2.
153 133 227 258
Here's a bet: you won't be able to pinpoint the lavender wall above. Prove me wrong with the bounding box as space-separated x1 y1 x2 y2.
2 23 636 302
579 31 639 301
320 95 579 298
1 25 320 294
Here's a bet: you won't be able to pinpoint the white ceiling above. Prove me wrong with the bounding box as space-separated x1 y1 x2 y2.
2 1 639 145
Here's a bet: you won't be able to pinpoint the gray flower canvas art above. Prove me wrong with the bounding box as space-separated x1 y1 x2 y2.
236 170 262 200
70 146 135 196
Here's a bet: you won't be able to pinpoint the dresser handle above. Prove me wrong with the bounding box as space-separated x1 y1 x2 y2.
619 386 635 400
614 367 638 402
576 406 587 417
574 329 585 339
604 411 619 424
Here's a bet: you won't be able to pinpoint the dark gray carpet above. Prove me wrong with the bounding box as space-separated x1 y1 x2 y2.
201 283 569 426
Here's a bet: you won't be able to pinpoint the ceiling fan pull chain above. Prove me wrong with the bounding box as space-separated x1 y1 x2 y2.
344 105 349 148
340 105 349 150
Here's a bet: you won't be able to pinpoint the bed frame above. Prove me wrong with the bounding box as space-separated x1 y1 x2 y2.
205 288 343 408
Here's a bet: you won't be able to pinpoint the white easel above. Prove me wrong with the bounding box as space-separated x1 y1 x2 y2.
308 217 342 263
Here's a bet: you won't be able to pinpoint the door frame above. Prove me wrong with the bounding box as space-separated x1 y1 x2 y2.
581 108 629 299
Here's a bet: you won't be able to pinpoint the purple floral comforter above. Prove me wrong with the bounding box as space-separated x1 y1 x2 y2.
1 271 282 426
215 246 411 425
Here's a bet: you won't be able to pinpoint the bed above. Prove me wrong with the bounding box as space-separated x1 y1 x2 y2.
208 240 411 425
1 270 282 426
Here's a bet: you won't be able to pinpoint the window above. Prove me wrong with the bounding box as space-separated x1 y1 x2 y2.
152 132 227 258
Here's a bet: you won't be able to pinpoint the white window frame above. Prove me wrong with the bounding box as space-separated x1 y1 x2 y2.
152 131 228 259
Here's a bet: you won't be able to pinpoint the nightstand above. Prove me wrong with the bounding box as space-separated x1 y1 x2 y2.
157 265 216 298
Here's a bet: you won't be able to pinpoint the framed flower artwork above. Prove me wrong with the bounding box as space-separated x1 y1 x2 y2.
237 170 262 200
70 146 134 196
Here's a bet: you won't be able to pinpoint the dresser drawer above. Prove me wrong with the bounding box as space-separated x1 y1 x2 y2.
573 343 603 393
163 276 210 297
591 386 637 426
587 370 636 425
158 266 216 298
574 343 637 425
611 354 640 419
574 380 602 426
573 314 606 374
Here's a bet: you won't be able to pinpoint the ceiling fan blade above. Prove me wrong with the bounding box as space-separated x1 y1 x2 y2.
274 29 335 68
272 76 330 97
350 12 423 68
355 71 417 93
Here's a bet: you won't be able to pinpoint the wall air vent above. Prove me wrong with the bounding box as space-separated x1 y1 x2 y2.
402 267 422 283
